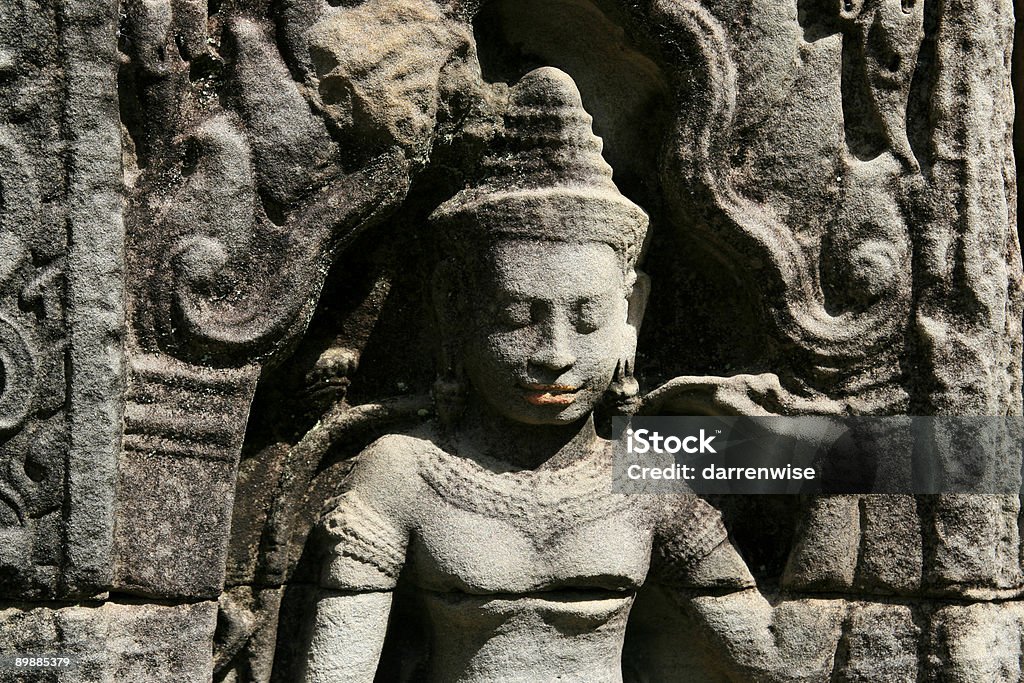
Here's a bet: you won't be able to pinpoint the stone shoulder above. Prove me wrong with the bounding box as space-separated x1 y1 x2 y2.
650 494 754 590
335 428 444 522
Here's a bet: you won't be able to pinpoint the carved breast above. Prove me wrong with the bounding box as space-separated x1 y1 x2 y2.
409 443 655 595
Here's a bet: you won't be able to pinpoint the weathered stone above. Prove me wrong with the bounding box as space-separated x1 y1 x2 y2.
834 603 920 682
0 601 216 683
0 0 123 602
115 357 259 599
927 602 1024 681
0 0 1021 680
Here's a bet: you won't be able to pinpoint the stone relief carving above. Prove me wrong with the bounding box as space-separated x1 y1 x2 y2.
0 0 121 603
0 0 1018 680
220 0 1021 680
283 65 854 683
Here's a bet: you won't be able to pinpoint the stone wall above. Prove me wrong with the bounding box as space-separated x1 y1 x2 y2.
0 0 1020 681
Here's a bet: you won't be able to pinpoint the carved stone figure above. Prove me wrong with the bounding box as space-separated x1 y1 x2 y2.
297 67 842 683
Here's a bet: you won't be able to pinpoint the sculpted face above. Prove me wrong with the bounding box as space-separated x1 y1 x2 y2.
462 239 632 425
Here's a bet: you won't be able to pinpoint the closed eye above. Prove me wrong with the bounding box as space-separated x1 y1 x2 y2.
575 298 608 334
498 300 532 329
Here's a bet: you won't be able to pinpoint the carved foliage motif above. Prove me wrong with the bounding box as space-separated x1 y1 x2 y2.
120 0 472 370
0 0 67 597
0 0 122 599
656 0 1016 415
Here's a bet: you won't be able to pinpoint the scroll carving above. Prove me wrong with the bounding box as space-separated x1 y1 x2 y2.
0 131 41 437
655 0 914 406
116 0 477 598
122 0 481 368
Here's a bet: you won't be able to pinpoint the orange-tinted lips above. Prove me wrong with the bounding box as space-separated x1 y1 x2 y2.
521 383 581 406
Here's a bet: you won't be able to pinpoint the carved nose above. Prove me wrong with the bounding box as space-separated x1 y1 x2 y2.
531 321 576 374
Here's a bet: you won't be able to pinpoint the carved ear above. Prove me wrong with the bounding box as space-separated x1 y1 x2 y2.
616 268 650 392
627 269 651 333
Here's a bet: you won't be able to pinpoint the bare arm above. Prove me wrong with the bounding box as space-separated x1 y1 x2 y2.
663 541 845 683
301 436 420 682
679 588 845 683
301 590 393 683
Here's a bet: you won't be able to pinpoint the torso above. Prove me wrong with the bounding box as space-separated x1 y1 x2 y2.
399 434 658 682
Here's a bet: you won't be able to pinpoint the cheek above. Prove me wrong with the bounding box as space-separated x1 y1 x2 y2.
465 329 532 376
573 326 625 377
483 329 533 365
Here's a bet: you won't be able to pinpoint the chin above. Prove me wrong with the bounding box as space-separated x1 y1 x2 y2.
492 398 596 426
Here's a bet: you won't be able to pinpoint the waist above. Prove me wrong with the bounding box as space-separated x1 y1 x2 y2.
419 589 634 682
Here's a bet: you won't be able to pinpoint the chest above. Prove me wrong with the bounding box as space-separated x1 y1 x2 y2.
408 474 655 594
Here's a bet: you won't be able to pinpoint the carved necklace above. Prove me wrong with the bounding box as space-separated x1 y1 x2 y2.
417 437 639 547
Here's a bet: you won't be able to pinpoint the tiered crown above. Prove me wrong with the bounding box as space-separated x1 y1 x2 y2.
430 67 648 266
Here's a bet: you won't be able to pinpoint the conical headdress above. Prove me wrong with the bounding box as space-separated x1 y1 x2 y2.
430 67 648 266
